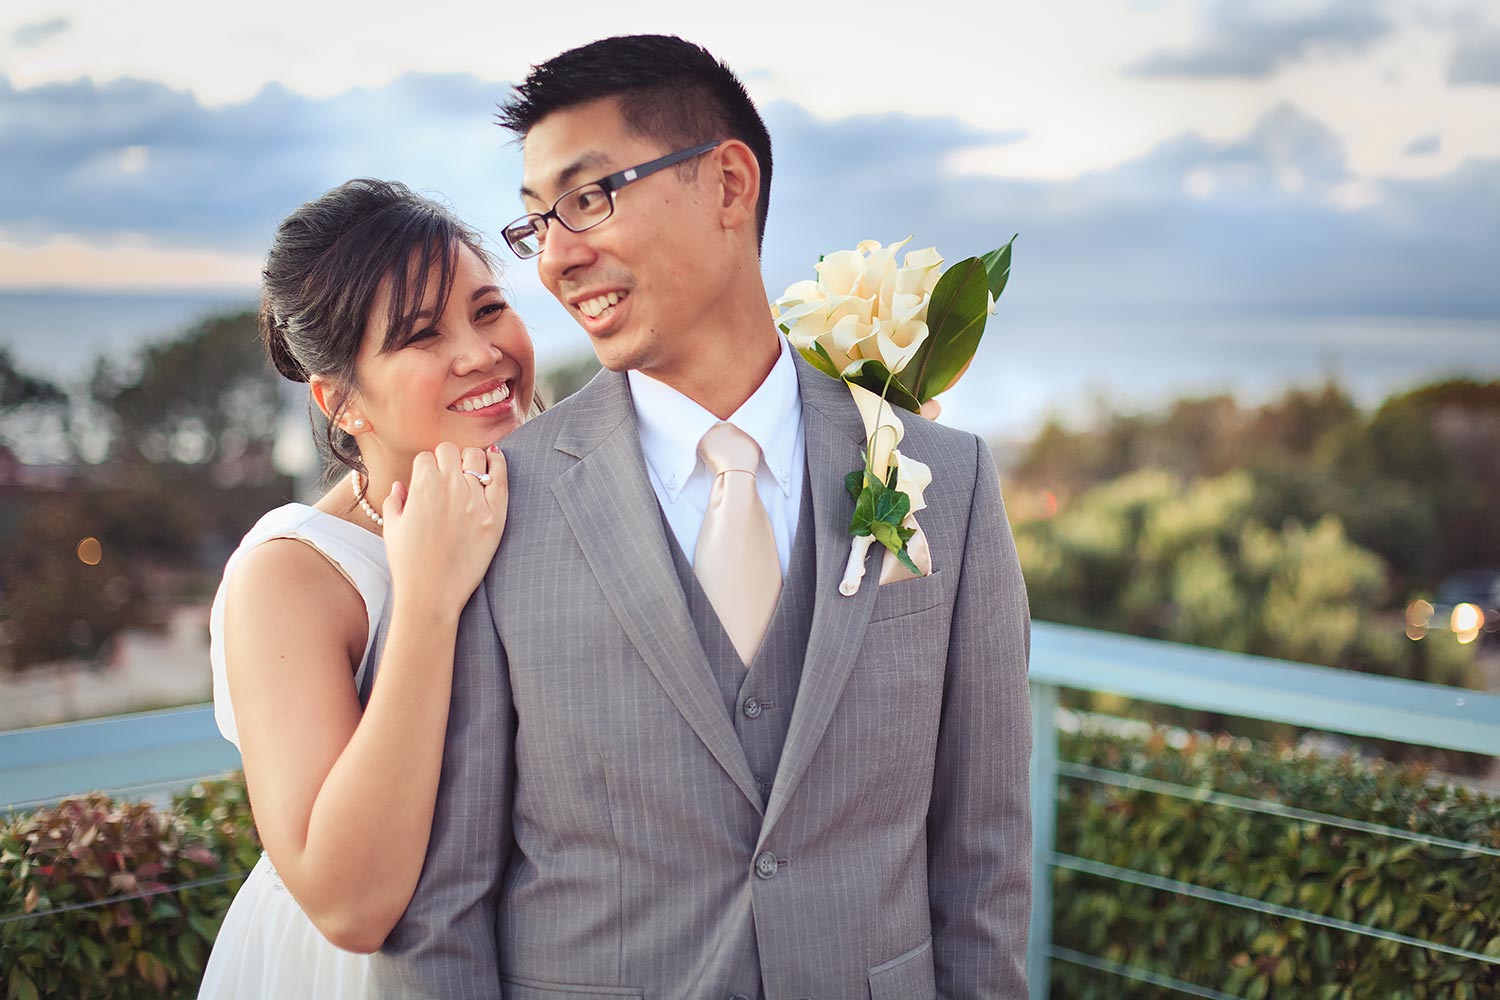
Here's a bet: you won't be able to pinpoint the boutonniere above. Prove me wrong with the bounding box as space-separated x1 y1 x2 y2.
772 235 1015 595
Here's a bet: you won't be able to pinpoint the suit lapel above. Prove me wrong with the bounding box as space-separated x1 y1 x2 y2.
550 371 764 814
760 355 882 840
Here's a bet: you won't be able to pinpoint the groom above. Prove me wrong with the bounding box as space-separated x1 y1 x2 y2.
372 34 1031 1000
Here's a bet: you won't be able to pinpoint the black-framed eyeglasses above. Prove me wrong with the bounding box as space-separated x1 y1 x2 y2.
502 140 724 259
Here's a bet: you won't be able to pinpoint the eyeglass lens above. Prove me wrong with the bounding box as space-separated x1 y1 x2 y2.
507 184 614 257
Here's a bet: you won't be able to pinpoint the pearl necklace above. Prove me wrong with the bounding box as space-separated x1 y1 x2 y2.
349 469 384 528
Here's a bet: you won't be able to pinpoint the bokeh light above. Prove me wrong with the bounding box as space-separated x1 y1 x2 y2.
1405 599 1434 629
1451 602 1484 645
76 537 102 566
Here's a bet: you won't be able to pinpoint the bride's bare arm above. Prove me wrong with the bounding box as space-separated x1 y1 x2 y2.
223 445 505 953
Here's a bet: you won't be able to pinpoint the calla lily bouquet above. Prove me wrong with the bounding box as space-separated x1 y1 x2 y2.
772 235 1015 595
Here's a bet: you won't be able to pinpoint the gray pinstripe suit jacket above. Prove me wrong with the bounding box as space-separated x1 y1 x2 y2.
368 353 1032 1000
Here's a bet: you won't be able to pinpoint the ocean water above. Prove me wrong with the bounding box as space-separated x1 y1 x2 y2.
1 289 257 380
938 307 1500 436
3 290 1498 441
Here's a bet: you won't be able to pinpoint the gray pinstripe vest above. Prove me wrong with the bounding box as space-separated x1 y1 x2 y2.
665 477 817 811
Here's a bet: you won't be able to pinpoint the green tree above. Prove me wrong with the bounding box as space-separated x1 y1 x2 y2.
1015 469 1476 687
0 495 144 669
90 310 281 468
539 353 604 405
0 347 72 464
1011 379 1500 593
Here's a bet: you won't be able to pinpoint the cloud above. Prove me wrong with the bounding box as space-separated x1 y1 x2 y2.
1129 0 1393 79
12 17 69 48
1449 32 1500 85
764 101 1498 320
0 72 522 252
1405 133 1441 156
2 72 1496 326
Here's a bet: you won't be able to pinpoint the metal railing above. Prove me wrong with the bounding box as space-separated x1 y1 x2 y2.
1028 621 1500 999
0 704 241 814
5 624 1500 998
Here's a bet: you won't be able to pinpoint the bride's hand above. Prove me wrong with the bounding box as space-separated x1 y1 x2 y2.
381 442 508 615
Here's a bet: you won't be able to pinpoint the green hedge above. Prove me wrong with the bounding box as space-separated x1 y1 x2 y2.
0 777 257 1000
5 738 1499 999
1053 726 1500 999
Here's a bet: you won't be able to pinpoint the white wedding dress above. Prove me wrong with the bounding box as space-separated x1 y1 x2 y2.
198 503 389 999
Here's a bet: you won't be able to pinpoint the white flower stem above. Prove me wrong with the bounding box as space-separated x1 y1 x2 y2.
840 534 878 596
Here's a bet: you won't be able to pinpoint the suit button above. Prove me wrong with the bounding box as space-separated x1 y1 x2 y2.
743 698 763 719
754 851 779 880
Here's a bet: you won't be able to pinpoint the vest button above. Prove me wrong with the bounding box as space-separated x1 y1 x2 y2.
743 697 763 719
754 851 779 880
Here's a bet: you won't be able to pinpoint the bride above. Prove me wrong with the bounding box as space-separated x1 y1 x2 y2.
198 178 535 997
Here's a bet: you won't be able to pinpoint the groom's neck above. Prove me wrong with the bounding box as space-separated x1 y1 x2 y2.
647 323 782 420
639 274 784 419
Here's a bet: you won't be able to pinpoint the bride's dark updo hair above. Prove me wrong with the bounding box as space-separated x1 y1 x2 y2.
260 178 494 475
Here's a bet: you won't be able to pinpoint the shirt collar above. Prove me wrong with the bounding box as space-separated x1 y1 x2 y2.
628 336 802 501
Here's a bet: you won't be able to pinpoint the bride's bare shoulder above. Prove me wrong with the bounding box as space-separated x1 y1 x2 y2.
224 537 366 661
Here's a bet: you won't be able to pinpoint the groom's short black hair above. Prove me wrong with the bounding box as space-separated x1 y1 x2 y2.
496 34 773 253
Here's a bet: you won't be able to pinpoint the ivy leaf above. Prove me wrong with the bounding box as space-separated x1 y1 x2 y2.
849 477 882 536
845 469 864 503
870 519 903 552
873 485 911 527
895 541 921 576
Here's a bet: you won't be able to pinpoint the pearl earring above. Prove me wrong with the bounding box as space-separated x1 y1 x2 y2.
352 419 365 429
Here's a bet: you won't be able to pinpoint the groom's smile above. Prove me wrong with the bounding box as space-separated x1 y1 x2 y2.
567 286 632 334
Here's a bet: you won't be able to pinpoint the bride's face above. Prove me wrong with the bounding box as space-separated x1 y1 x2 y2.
344 243 536 468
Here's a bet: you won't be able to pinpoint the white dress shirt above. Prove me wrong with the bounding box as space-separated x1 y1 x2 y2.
627 335 806 576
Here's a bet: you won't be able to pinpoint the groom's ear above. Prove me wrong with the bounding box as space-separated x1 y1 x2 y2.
713 140 761 237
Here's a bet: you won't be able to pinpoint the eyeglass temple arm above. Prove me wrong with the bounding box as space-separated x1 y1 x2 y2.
601 140 725 191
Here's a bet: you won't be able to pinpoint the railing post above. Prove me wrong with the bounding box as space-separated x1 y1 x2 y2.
1028 680 1059 1000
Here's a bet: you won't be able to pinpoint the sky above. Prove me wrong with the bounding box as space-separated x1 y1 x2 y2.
2 0 1498 433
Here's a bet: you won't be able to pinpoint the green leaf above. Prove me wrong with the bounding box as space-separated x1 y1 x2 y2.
77 935 105 969
797 340 842 379
870 519 903 551
850 479 881 535
179 930 202 969
11 973 37 1000
840 358 923 414
895 542 921 576
980 234 1017 301
845 469 864 503
872 485 911 527
187 912 221 942
901 257 989 401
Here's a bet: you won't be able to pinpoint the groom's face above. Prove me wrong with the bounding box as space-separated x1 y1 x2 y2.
520 97 732 377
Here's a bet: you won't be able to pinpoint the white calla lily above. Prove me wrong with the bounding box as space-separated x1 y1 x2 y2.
773 236 944 380
891 450 931 514
847 382 905 482
872 318 928 376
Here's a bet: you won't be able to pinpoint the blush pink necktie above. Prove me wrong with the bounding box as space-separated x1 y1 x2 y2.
694 421 781 667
